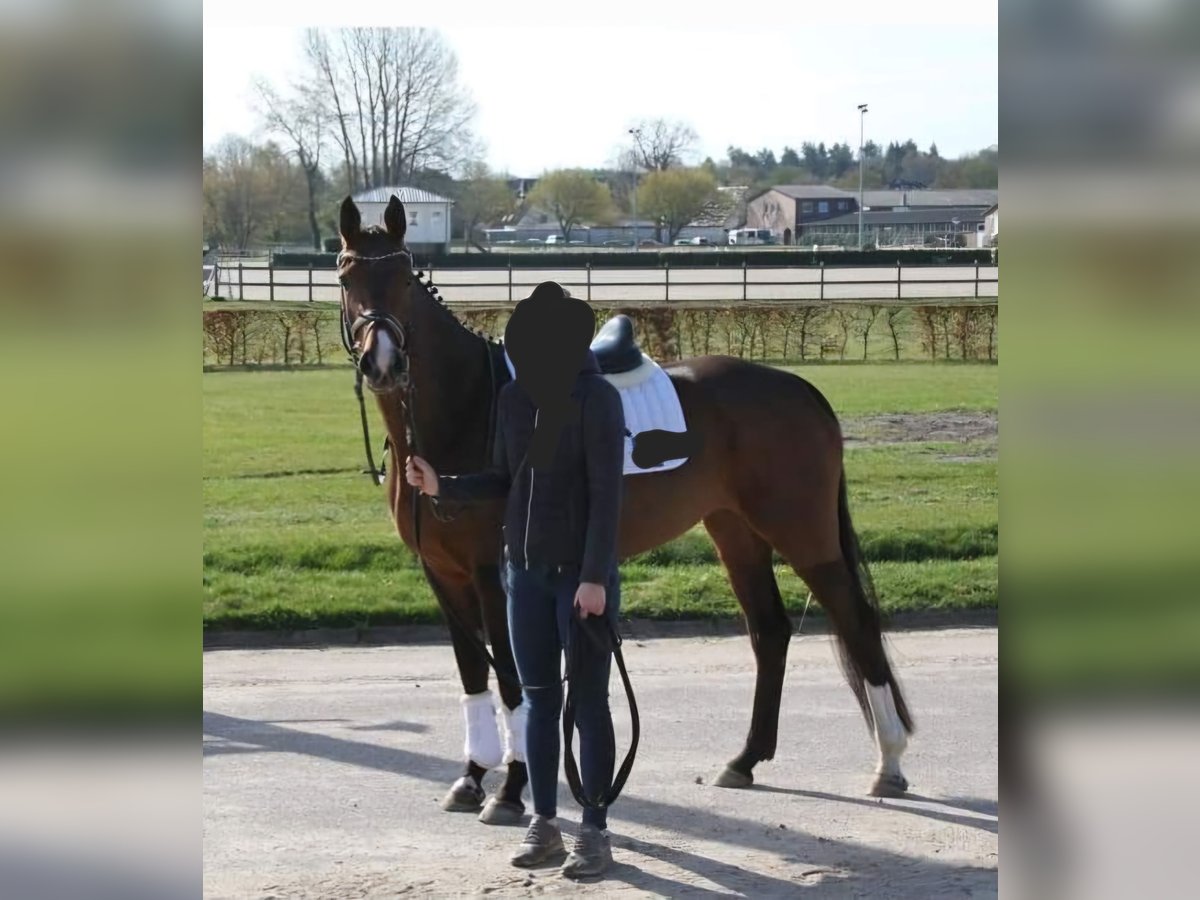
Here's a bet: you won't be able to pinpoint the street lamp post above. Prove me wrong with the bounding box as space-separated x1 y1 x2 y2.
628 127 642 251
857 103 868 250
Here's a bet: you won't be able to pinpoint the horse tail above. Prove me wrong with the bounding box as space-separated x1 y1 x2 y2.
835 472 915 735
802 378 915 736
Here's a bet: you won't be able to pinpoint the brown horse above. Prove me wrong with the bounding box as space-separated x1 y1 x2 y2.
336 195 915 822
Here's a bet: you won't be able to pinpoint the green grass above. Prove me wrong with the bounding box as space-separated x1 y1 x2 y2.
204 364 998 631
203 558 997 631
783 364 998 415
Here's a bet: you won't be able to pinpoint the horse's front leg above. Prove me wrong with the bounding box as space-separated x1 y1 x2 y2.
427 570 505 813
474 564 529 825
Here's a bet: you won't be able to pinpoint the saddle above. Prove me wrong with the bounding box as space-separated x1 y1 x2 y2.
590 314 643 375
502 315 693 474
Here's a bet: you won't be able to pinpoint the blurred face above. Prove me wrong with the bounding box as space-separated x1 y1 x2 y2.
504 289 594 409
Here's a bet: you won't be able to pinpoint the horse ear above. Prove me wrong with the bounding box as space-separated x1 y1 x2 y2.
339 197 361 244
384 195 407 241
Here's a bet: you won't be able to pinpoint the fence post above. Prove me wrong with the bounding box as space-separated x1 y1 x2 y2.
896 263 902 301
665 257 670 303
975 263 980 299
507 257 513 304
819 262 825 302
587 260 592 303
238 263 244 302
269 259 275 302
742 259 748 302
307 262 313 303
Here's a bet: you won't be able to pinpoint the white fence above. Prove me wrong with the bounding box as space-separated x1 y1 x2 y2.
206 262 998 307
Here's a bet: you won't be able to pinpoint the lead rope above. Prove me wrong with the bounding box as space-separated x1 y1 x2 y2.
559 386 640 810
562 614 640 810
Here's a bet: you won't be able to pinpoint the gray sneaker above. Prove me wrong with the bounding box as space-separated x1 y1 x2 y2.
510 816 565 868
561 824 613 879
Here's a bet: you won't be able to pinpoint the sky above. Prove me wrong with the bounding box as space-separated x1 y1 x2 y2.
203 1 997 177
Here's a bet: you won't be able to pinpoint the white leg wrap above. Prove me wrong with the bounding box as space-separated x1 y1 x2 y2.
497 701 529 765
462 691 503 770
866 682 908 778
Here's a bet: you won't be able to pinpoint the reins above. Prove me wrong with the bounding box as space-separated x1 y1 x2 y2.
563 613 640 810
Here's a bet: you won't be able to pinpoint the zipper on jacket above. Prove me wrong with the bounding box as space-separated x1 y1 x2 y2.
523 410 538 569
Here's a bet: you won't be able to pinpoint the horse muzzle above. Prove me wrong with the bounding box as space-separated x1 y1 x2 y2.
358 325 409 393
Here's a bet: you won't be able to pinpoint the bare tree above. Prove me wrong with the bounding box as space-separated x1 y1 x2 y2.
304 27 477 193
627 118 699 171
254 80 326 249
204 137 264 250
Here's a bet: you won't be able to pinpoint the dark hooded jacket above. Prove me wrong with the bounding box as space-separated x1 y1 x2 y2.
437 350 626 585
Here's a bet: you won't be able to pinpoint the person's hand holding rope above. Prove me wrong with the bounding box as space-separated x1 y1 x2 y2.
406 455 439 496
574 582 606 618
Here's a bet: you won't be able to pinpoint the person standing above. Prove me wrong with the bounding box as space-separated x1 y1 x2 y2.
405 282 626 878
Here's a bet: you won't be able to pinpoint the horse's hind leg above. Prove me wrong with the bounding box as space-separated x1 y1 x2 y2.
704 510 791 789
792 558 913 797
474 564 529 826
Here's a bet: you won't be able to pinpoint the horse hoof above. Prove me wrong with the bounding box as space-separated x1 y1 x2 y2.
713 766 754 789
441 777 485 812
869 773 910 798
478 797 525 826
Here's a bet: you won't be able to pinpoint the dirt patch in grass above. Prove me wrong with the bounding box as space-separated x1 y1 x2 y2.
844 412 997 456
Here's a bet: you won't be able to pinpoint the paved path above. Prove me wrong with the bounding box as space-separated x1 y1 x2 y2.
204 627 997 898
213 264 998 306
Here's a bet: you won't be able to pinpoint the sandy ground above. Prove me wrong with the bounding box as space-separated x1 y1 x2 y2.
204 627 997 898
843 412 997 461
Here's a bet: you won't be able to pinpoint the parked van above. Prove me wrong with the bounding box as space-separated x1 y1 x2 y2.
728 228 775 246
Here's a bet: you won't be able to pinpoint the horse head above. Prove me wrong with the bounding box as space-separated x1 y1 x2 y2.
337 194 415 394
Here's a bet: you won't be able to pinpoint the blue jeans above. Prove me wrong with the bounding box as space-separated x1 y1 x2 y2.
505 560 620 830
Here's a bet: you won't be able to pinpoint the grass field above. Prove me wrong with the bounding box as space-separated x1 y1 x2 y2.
203 362 997 631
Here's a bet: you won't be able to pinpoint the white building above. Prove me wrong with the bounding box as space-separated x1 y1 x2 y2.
980 204 998 247
351 186 453 255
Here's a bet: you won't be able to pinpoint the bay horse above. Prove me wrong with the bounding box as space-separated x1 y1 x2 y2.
336 195 915 823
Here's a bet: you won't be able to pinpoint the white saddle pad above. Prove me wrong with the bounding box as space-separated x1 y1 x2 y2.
502 350 690 475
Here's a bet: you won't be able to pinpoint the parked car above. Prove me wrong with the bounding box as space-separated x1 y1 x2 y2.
543 235 568 245
673 238 692 246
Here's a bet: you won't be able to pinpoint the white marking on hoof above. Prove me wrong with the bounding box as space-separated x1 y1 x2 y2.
462 691 503 770
497 701 528 765
713 767 754 789
865 681 908 783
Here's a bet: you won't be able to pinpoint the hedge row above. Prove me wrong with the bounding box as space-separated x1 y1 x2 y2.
202 303 998 368
273 247 995 270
